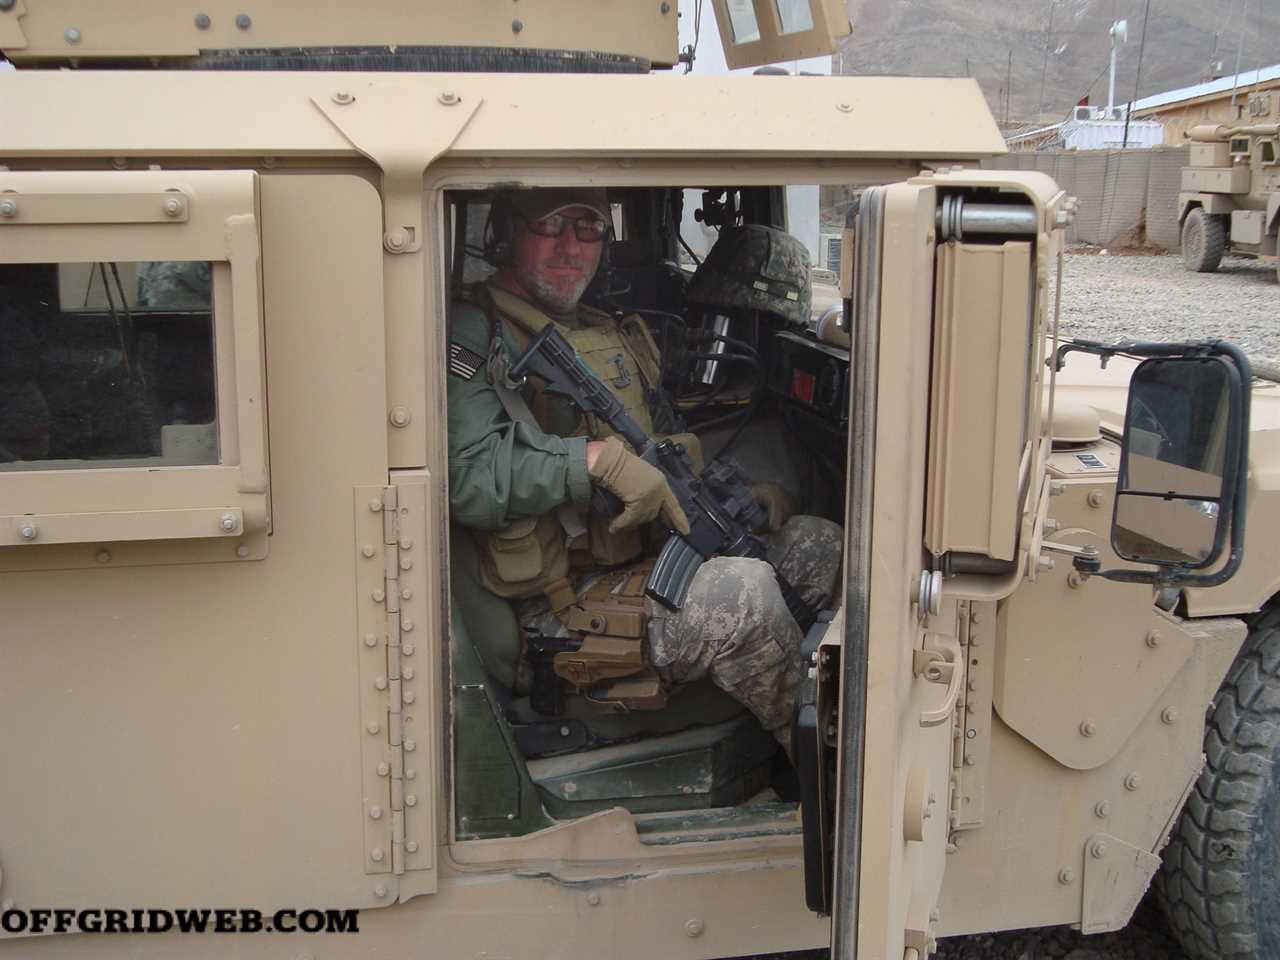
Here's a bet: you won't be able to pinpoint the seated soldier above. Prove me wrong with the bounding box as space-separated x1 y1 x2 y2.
447 188 841 753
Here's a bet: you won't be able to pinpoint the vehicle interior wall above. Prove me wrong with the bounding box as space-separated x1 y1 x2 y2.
443 182 856 843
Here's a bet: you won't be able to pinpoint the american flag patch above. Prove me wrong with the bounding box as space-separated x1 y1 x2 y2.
448 342 485 380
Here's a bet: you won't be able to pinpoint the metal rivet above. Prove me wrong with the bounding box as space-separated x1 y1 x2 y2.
235 544 250 558
402 620 415 632
374 676 387 691
370 847 385 862
401 587 413 600
18 524 37 541
1162 707 1179 725
560 726 571 737
404 738 416 752
660 0 670 11
361 544 376 558
65 27 82 44
219 512 237 531
403 690 416 705
368 498 383 512
371 588 385 603
1088 489 1105 508
405 794 417 807
194 13 211 29
163 197 183 217
402 643 415 656
1058 868 1075 884
587 891 601 906
1146 630 1161 648
403 666 415 680
363 633 378 648
837 102 853 112
438 91 459 106
399 537 413 550
373 884 387 898
96 549 112 563
366 721 380 735
406 840 419 853
965 728 977 739
1090 840 1108 859
685 919 704 938
1095 800 1112 818
511 18 523 32
389 405 411 427
377 761 390 776
1124 773 1142 791
1079 720 1097 737
369 805 383 820
235 13 251 29
331 91 354 105
0 199 17 218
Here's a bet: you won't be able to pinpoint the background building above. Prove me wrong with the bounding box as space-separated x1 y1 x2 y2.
1130 64 1280 144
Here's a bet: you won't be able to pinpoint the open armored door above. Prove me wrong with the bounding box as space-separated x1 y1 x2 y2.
710 0 852 69
803 173 1055 958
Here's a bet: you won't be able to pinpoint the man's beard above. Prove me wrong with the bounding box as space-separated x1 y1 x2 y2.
526 266 592 315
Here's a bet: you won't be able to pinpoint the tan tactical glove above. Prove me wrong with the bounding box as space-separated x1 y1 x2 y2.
588 436 691 536
749 482 793 533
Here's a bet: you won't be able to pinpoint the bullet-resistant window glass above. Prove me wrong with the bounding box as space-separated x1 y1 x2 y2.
0 261 218 470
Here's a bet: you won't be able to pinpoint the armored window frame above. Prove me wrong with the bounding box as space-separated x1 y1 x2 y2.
0 169 269 567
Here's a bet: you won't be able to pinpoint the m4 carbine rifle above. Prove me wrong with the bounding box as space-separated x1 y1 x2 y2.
508 323 817 631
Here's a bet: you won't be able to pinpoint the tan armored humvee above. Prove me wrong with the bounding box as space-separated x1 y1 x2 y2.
2 4 1278 960
1178 90 1280 281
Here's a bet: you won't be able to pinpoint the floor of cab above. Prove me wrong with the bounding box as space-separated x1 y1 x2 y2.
632 791 801 845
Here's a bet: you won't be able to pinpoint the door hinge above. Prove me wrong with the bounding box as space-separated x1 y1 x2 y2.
379 485 407 877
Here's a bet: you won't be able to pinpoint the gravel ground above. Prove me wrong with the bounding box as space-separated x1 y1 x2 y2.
1055 251 1279 358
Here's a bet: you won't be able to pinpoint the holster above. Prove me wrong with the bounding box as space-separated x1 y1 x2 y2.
543 564 668 714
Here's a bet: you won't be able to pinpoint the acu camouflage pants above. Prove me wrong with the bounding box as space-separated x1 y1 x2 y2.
647 515 843 751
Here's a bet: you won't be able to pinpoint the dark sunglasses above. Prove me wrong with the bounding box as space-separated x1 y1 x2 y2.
519 211 609 243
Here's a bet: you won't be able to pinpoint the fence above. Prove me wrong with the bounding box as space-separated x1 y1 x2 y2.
981 146 1189 250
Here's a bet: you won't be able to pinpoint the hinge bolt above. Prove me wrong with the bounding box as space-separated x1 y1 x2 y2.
1058 867 1075 884
370 847 384 862
1094 800 1111 818
1161 707 1179 724
369 805 383 820
401 588 413 600
366 721 380 735
399 537 413 550
377 761 390 777
361 544 376 558
371 588 385 603
1124 772 1142 791
399 556 413 571
403 690 416 704
1146 630 1161 648
403 666 415 680
1090 840 1108 859
388 405 411 427
402 643 415 656
373 884 388 898
1087 489 1105 508
402 619 415 632
363 633 378 648
405 794 417 807
404 738 417 752
406 769 416 780
219 513 237 531
18 523 37 541
163 197 183 218
406 840 419 853
374 676 387 690
0 199 17 218
368 498 383 513
1079 719 1097 737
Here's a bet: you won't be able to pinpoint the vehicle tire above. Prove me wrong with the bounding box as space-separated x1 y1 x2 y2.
1156 606 1280 960
1182 208 1227 272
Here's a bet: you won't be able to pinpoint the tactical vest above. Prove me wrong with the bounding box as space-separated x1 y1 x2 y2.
471 286 687 599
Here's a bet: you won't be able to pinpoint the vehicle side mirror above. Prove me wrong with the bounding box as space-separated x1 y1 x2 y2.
1114 354 1244 568
1054 339 1251 588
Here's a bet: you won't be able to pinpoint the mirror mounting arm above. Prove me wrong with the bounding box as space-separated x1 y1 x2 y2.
1049 337 1229 373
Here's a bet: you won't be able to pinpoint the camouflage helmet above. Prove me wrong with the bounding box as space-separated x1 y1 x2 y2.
685 223 811 326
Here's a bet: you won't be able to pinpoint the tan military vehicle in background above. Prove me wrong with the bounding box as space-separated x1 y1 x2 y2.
1179 90 1280 281
1 3 1279 960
